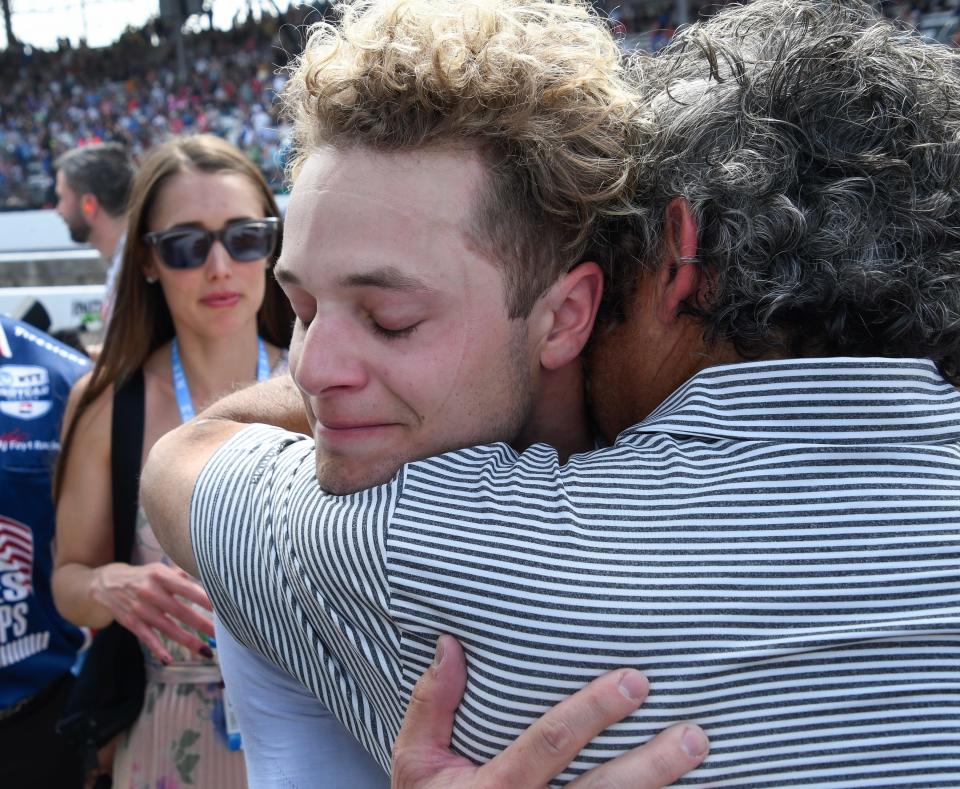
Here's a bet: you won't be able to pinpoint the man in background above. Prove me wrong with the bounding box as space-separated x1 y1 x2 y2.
54 143 134 324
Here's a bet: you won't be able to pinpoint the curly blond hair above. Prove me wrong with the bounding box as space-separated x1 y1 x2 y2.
283 0 640 316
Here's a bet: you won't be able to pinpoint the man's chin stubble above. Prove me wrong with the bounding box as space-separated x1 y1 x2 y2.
314 458 401 496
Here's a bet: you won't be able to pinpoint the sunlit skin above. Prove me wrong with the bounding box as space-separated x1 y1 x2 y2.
54 169 89 243
586 200 741 443
143 170 268 348
277 147 550 495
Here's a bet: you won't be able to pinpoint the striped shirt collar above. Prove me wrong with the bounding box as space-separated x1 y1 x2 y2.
624 356 960 444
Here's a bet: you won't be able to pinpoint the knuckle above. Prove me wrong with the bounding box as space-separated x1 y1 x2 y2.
537 714 578 757
406 675 432 708
128 600 146 619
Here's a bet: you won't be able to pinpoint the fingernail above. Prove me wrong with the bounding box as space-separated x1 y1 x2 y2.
207 637 217 649
199 646 214 659
617 671 647 702
681 726 709 759
432 636 446 668
162 656 172 666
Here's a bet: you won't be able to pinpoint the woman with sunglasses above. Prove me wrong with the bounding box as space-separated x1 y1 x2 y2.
52 135 293 788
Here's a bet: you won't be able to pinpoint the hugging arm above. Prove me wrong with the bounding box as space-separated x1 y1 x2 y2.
217 624 709 789
141 374 308 577
144 375 709 786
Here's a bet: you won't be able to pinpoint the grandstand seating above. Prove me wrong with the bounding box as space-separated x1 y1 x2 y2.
0 0 956 212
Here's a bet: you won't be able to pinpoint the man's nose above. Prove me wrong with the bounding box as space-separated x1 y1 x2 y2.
293 318 369 395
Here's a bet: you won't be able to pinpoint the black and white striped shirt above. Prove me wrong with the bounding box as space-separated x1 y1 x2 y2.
193 358 960 787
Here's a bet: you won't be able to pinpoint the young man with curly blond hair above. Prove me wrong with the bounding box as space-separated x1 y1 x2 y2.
146 0 960 786
146 2 702 785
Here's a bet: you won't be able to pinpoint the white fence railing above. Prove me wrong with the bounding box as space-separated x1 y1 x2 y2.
0 284 106 333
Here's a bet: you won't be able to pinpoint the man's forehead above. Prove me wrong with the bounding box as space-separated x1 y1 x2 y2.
286 146 487 223
279 146 502 288
275 261 439 296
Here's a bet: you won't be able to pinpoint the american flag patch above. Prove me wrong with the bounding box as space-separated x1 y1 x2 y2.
0 515 33 594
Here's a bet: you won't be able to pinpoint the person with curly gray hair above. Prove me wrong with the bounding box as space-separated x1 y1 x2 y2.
145 0 959 786
591 0 960 430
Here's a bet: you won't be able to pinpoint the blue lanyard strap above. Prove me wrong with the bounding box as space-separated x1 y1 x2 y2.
171 336 270 423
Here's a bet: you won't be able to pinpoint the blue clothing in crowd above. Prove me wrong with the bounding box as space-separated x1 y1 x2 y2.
0 316 89 709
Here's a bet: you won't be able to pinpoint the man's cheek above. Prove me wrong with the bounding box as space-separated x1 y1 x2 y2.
287 345 316 432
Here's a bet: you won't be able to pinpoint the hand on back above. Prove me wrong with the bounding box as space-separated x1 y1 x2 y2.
393 635 709 789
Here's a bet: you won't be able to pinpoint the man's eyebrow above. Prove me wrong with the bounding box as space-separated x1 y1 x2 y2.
340 266 437 293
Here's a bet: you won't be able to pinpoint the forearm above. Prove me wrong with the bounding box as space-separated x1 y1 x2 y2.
197 373 310 435
141 417 250 577
52 562 118 629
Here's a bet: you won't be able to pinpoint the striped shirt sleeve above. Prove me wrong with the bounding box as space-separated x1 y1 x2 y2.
189 423 404 769
190 424 312 666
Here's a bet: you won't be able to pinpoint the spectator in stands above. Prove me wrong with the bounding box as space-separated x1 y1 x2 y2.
0 4 314 211
0 315 90 789
54 143 134 323
6 0 951 217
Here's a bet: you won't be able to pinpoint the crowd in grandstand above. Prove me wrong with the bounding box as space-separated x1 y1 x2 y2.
0 4 323 211
0 0 958 212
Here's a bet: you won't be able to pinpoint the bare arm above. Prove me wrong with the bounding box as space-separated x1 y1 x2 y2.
53 375 215 662
52 373 117 628
142 373 309 578
196 372 309 433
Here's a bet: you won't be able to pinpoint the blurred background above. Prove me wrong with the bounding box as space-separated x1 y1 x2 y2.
0 0 956 334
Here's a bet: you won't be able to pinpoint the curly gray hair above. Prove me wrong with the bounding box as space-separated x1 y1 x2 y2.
620 0 960 382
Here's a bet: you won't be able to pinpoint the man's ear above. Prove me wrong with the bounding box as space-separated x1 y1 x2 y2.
538 261 603 371
81 193 98 221
656 197 702 325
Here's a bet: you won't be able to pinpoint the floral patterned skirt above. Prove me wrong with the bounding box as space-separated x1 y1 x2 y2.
111 663 247 789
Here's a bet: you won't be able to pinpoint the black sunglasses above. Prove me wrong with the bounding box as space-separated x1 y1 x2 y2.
143 217 280 270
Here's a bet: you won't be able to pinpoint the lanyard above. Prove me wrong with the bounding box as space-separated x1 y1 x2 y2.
171 336 270 423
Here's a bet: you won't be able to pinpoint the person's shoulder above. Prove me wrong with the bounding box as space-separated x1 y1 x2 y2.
400 438 637 488
401 441 550 487
62 369 113 444
200 422 313 487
